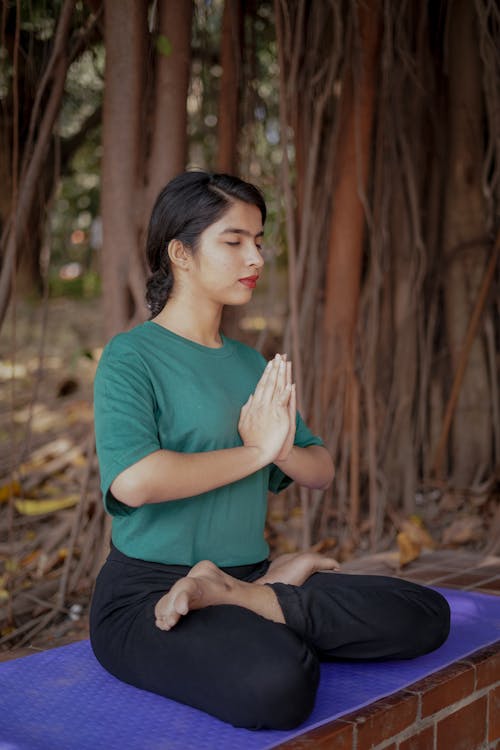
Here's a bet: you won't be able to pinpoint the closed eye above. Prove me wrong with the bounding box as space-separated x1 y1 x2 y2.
225 241 263 250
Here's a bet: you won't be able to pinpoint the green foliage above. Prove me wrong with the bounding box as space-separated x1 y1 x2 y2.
48 270 101 299
59 46 104 137
51 45 103 294
155 34 172 57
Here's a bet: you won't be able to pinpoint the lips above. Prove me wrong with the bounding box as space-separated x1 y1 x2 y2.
238 275 259 289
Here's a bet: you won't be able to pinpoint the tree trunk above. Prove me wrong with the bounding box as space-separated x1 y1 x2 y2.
321 0 381 409
218 0 245 339
145 0 193 218
0 0 74 327
442 0 490 485
101 0 147 338
217 0 244 175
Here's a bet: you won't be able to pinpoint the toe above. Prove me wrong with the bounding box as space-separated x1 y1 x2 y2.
174 590 190 616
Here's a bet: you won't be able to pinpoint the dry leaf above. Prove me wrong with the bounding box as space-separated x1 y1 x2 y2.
20 550 41 568
397 531 421 566
14 495 80 515
0 480 22 502
400 516 437 550
442 516 483 546
310 538 337 553
19 438 73 473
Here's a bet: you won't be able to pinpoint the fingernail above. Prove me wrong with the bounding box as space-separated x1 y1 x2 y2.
266 360 272 368
280 360 285 369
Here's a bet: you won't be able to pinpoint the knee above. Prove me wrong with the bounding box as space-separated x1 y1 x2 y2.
419 588 451 650
398 586 451 658
231 637 320 730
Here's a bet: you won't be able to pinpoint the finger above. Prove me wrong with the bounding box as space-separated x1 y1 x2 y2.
288 383 296 424
278 382 292 406
286 360 292 387
260 355 281 404
275 354 287 396
253 358 275 402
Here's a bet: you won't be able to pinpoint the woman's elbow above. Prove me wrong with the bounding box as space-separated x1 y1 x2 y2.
110 470 147 507
319 476 334 491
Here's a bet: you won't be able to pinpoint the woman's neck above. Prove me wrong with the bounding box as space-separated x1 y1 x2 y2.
153 297 224 348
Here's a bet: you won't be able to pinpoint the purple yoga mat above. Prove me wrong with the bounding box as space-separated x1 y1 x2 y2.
0 587 499 750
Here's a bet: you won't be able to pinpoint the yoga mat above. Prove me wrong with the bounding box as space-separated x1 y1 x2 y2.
0 588 499 750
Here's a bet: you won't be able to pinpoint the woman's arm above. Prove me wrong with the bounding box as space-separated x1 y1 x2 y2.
273 444 335 490
111 445 266 507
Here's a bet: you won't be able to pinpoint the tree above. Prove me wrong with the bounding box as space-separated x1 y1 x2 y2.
0 0 102 322
441 0 491 486
275 0 500 551
101 0 148 337
217 0 244 174
100 0 194 339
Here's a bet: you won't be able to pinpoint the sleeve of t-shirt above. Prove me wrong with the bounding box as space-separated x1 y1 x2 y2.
93 336 161 516
268 409 325 494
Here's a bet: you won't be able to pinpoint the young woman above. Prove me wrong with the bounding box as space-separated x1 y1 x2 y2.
90 171 450 730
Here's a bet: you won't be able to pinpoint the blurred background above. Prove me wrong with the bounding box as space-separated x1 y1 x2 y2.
0 0 499 650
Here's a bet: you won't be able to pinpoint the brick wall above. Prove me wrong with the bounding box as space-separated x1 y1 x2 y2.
278 640 500 750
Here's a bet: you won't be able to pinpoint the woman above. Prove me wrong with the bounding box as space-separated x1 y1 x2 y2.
90 171 450 730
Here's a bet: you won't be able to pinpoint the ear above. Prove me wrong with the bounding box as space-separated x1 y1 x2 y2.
167 239 191 270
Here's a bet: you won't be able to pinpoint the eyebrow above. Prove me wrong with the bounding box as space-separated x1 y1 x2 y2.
218 227 264 239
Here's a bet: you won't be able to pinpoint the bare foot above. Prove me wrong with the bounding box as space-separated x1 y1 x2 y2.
256 551 340 586
154 560 285 631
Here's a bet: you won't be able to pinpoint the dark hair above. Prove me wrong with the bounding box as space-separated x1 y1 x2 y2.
145 171 267 317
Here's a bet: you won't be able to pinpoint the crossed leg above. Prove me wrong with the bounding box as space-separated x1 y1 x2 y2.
154 552 340 631
154 559 285 631
91 550 450 729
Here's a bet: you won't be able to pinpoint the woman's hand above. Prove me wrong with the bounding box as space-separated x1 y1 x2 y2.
275 357 296 462
238 354 293 464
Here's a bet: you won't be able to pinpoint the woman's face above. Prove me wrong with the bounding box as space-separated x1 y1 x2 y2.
187 200 265 306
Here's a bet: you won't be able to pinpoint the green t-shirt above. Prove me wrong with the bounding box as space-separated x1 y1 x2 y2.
93 321 324 566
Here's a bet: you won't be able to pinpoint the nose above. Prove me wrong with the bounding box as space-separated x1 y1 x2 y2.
247 243 264 270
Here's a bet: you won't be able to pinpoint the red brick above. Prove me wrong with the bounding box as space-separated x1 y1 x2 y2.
472 643 500 689
412 662 475 717
399 726 434 750
489 685 500 742
437 696 487 750
273 719 353 749
345 691 418 750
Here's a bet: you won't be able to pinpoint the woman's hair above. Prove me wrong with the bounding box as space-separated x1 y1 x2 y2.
145 171 267 317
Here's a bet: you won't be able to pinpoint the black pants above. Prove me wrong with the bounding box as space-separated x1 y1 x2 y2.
89 545 450 730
